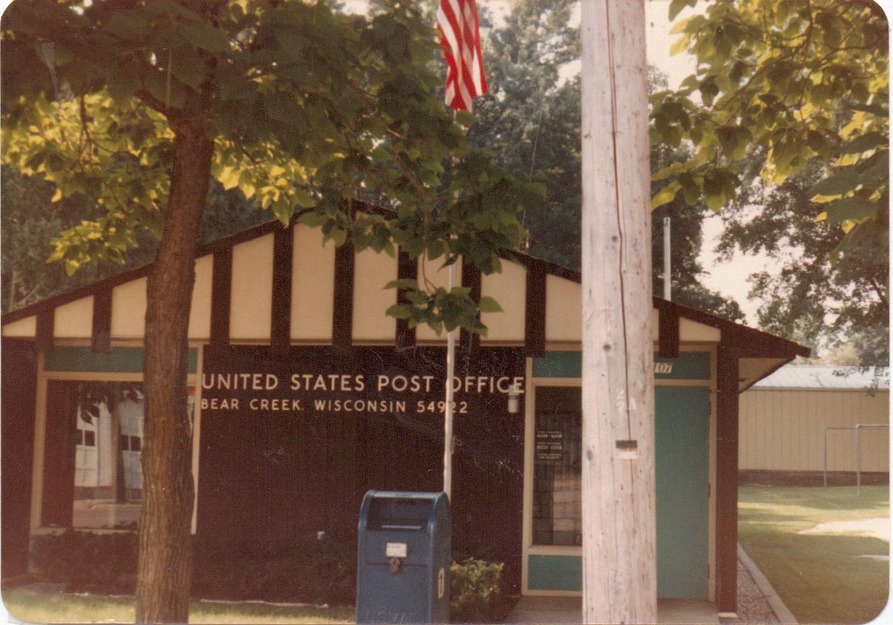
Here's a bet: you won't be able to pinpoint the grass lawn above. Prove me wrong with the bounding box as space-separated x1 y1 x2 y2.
739 484 890 625
2 587 355 624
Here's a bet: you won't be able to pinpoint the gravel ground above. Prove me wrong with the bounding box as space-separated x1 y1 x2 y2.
725 546 798 625
727 556 783 624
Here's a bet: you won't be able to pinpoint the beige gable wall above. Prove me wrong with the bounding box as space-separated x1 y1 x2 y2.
229 234 274 341
291 224 335 341
481 260 526 343
353 249 398 343
545 274 581 344
188 255 214 340
54 297 93 338
111 277 148 339
2 315 37 337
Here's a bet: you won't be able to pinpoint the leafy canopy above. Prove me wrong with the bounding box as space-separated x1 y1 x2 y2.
652 0 888 264
463 0 743 320
1 0 542 334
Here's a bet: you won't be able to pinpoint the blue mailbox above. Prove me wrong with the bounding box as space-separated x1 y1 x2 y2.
356 491 451 624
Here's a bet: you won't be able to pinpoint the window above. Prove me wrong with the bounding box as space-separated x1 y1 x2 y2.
532 386 582 546
71 382 144 530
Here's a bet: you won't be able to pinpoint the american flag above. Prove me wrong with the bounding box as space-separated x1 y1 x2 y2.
437 0 488 112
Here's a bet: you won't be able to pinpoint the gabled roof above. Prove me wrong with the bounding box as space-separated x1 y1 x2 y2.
2 210 809 391
753 365 890 391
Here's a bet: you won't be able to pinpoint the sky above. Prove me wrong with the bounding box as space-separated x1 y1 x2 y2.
645 0 770 325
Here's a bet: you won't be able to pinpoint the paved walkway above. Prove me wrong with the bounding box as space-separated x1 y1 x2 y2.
505 545 797 624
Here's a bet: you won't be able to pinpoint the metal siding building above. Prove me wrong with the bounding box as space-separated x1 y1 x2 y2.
740 366 889 477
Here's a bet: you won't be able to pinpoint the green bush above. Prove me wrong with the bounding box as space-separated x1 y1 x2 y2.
450 558 512 623
31 530 138 594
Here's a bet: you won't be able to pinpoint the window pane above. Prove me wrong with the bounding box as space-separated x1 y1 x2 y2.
532 386 582 546
72 383 144 530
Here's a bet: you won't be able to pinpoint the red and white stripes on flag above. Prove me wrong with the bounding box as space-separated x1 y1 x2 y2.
437 0 488 112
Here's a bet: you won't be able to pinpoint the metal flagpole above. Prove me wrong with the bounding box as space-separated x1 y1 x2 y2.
663 216 671 301
436 0 488 501
443 262 457 501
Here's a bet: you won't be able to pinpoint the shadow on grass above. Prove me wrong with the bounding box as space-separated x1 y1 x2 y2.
739 485 889 625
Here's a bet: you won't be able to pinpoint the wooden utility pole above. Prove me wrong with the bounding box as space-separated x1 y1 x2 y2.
580 2 657 624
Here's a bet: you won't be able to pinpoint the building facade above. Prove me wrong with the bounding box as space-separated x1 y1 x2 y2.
2 214 809 615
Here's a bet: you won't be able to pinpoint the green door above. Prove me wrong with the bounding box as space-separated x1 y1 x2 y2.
655 386 710 600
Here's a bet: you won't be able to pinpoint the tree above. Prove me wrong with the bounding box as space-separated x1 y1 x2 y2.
1 168 270 314
716 159 888 363
1 168 113 311
651 0 888 328
468 0 744 320
468 0 581 267
1 2 538 621
651 142 746 321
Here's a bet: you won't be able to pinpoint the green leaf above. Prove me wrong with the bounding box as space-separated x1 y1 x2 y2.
292 187 316 209
478 296 502 314
651 181 680 210
810 170 861 198
668 0 698 22
699 77 719 106
822 197 877 225
106 12 152 41
386 304 412 320
177 22 230 53
385 278 419 291
837 132 885 155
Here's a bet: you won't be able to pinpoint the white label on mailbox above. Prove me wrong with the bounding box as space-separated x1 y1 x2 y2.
386 542 407 558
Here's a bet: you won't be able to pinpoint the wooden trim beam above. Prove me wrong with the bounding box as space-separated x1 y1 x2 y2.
271 224 294 356
715 335 740 614
210 247 233 350
658 305 680 358
36 310 54 353
396 250 417 349
524 259 546 357
332 244 354 352
460 262 482 354
91 290 112 353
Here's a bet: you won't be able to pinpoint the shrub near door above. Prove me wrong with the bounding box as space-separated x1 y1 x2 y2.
450 558 513 623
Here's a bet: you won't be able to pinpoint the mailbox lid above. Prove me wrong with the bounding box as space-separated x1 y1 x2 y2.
359 490 449 533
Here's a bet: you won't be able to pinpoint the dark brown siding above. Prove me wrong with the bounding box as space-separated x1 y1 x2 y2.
41 381 78 527
195 345 525 592
1 340 38 576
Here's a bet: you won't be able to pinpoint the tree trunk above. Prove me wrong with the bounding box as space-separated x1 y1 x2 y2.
580 2 656 624
136 118 214 624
